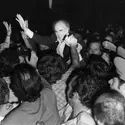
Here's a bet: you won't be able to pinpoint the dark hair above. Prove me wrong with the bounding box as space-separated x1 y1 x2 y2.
105 33 114 41
87 54 109 77
87 34 101 48
10 63 43 102
37 52 67 84
52 20 70 31
87 54 111 89
66 68 101 108
18 48 32 62
0 48 20 77
93 91 125 125
0 78 9 104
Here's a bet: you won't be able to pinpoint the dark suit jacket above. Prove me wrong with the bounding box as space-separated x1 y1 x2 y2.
32 32 82 62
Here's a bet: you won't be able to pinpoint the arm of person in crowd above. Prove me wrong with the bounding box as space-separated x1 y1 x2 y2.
65 35 80 68
25 51 38 68
117 46 125 59
103 41 116 52
21 31 33 50
20 20 33 50
70 44 80 68
0 22 11 52
103 41 125 59
16 14 52 47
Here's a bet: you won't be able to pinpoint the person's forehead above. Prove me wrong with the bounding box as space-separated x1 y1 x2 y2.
54 22 67 31
90 42 100 48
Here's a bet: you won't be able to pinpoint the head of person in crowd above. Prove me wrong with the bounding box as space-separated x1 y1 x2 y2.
19 48 38 68
52 20 70 41
87 36 102 56
66 68 101 111
93 90 125 125
104 26 117 44
92 32 100 40
105 34 113 42
104 30 115 43
108 56 125 97
87 54 111 81
10 63 43 102
18 48 31 63
37 50 68 84
0 48 20 77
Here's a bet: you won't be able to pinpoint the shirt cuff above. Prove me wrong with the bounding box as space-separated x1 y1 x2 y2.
24 28 34 38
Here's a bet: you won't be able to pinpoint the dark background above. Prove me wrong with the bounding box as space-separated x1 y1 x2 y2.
0 0 125 35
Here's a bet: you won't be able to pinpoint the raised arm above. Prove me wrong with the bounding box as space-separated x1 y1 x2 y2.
103 41 116 52
21 31 33 50
3 21 12 46
103 41 125 59
16 14 33 38
65 35 80 68
16 14 52 46
0 22 11 52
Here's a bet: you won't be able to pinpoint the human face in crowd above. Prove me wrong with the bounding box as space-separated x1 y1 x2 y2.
54 21 69 41
108 77 125 97
105 36 113 43
89 42 102 55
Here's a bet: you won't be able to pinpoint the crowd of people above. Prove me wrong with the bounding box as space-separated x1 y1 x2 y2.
0 14 124 125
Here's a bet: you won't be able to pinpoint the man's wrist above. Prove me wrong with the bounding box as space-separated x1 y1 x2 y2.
24 28 34 39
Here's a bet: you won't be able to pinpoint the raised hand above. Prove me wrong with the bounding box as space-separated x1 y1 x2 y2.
3 21 12 36
16 14 27 30
25 20 28 28
65 35 77 46
0 42 9 50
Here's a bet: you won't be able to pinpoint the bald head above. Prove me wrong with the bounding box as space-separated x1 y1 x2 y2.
53 20 70 41
52 20 70 31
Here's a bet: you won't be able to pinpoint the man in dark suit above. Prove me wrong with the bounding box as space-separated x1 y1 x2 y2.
16 14 83 67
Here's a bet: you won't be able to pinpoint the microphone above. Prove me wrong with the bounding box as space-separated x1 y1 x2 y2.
62 32 72 41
